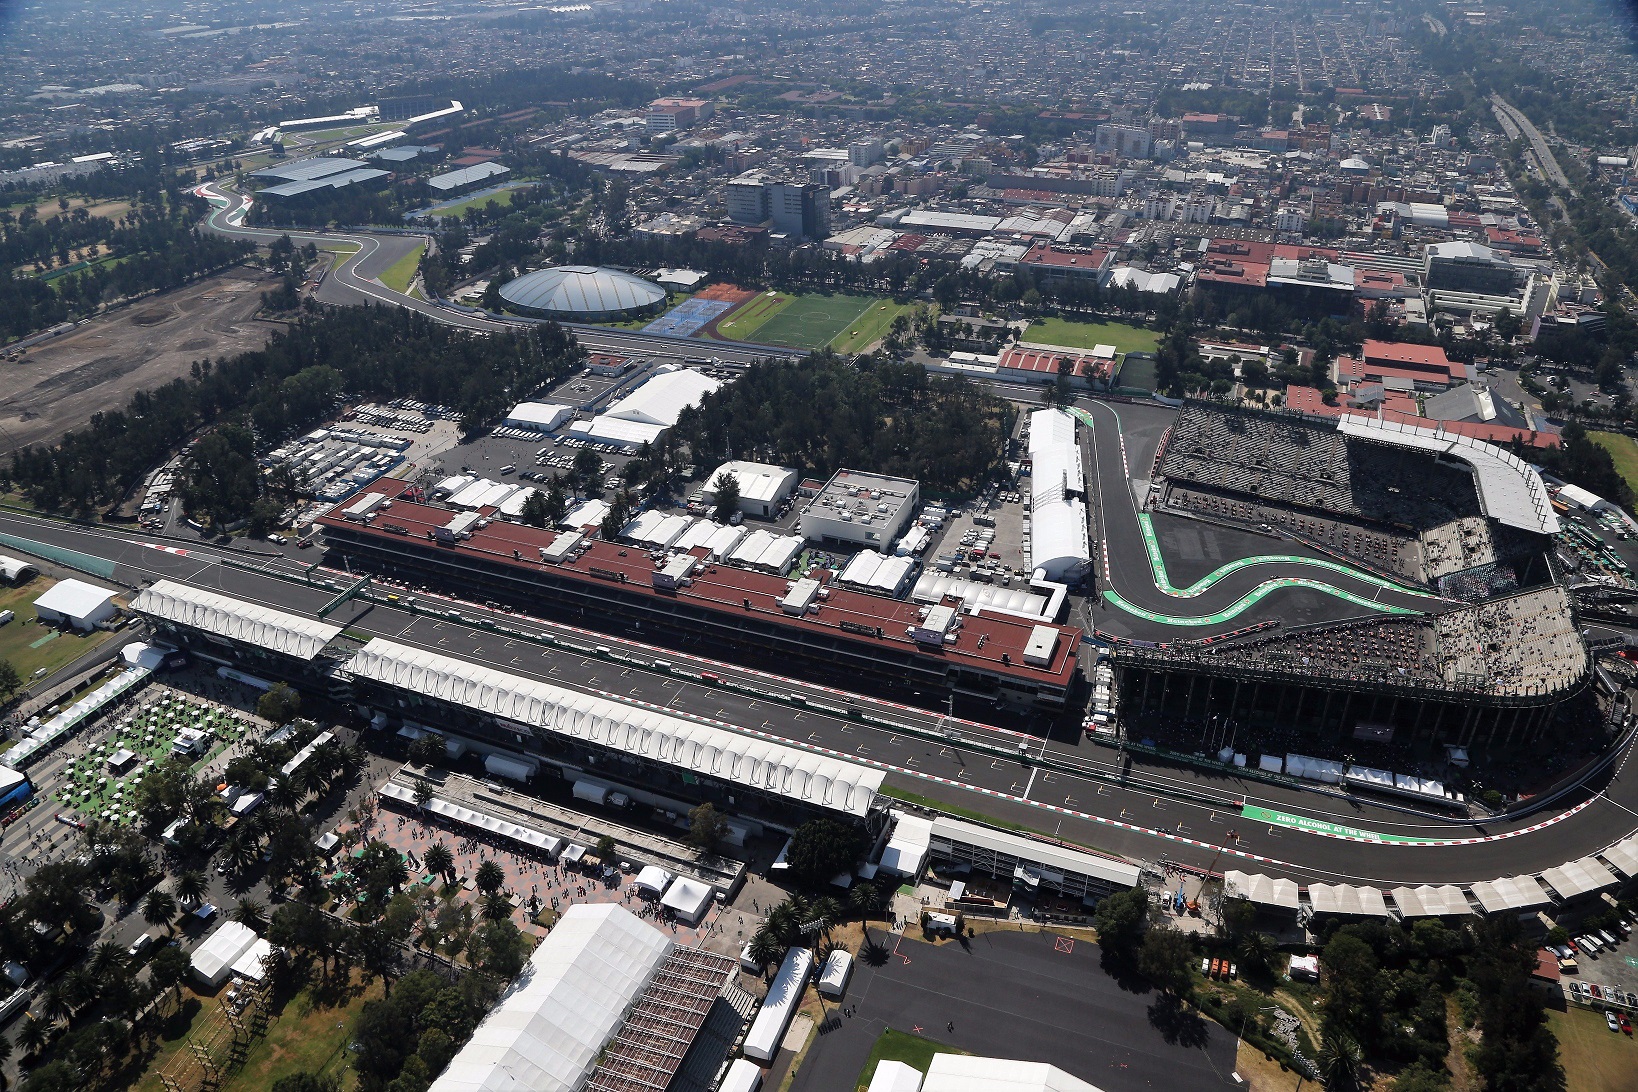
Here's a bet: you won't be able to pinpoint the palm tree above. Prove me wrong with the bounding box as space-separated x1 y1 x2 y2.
224 831 261 874
89 940 127 984
1316 1032 1363 1091
63 966 97 1014
142 889 178 934
174 868 208 908
481 893 513 921
39 982 70 1023
233 897 267 930
475 860 506 898
849 881 882 921
811 896 845 941
1237 931 1278 974
746 929 782 979
0 1030 11 1074
18 1017 49 1059
423 842 454 882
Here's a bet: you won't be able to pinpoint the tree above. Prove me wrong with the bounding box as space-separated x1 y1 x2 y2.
233 897 268 931
1237 930 1278 975
687 802 729 853
480 892 513 921
474 859 505 897
519 489 549 528
1093 887 1150 962
849 880 884 921
473 918 529 978
1320 932 1380 1041
543 480 568 525
423 843 454 882
407 735 444 768
174 868 208 908
142 889 178 934
149 944 191 1003
746 929 782 977
711 471 741 524
1316 1032 1363 1091
783 819 867 890
271 1074 341 1092
257 682 301 726
593 835 617 863
0 658 22 701
1138 927 1195 997
17 1017 49 1059
573 446 603 487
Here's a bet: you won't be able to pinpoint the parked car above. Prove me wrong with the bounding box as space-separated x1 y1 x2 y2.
1607 1011 1621 1033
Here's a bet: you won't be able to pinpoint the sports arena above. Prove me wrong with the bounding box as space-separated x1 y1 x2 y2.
1083 400 1588 749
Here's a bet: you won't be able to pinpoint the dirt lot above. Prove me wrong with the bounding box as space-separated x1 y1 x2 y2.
0 268 282 453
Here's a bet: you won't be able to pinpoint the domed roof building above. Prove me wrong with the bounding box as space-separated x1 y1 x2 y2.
497 265 668 322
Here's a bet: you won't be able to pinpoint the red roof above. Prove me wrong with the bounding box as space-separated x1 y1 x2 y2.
1362 339 1455 373
998 346 1114 382
318 480 1082 688
1020 242 1112 271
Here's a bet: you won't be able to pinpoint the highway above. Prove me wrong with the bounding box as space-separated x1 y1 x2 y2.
3 509 1638 890
196 182 800 365
1492 95 1570 190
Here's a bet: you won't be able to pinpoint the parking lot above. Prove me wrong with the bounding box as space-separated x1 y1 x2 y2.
1563 911 1638 1012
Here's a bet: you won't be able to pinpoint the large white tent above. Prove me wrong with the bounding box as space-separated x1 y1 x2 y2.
428 904 672 1092
922 1055 1105 1092
132 580 341 660
191 922 259 987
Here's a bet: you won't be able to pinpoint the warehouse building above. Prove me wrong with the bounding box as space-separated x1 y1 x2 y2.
502 402 575 433
249 156 390 202
800 469 921 549
699 460 799 518
567 366 722 449
427 161 510 197
33 579 118 630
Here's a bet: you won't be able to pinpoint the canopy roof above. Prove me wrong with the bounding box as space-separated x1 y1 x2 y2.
132 580 341 660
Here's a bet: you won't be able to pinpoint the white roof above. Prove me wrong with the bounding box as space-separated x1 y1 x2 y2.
703 524 747 560
1389 884 1472 918
1027 409 1090 579
230 938 274 981
1031 497 1090 580
634 865 674 895
191 921 259 984
565 498 609 530
505 402 574 430
744 946 813 1061
570 415 669 448
34 578 115 619
659 877 713 918
1337 414 1558 534
1601 834 1638 879
428 904 672 1092
868 1060 926 1092
1469 874 1552 913
705 461 797 505
1307 883 1391 917
912 574 1049 620
719 1059 765 1092
1223 870 1301 911
880 811 934 875
922 1054 1105 1092
1540 857 1619 901
132 580 342 661
730 529 777 566
929 816 1139 888
1557 483 1601 508
448 478 501 509
0 555 37 582
343 639 883 816
602 369 721 427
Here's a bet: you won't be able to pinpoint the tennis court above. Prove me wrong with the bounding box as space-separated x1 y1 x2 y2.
751 293 880 350
642 296 735 337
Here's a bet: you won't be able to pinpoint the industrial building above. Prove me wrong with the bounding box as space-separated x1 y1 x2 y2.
316 479 1083 710
426 161 511 197
248 157 390 202
800 469 921 549
502 402 575 433
498 265 668 323
699 461 799 518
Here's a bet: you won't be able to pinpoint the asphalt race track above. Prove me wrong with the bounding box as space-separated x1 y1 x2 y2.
196 182 800 366
2 510 1637 890
1077 400 1444 642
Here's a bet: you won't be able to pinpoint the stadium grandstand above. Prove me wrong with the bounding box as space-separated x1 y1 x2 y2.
1119 401 1587 745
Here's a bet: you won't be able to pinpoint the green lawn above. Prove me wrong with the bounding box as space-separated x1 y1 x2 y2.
0 578 117 682
428 185 530 219
830 299 915 354
856 1029 970 1090
713 290 793 341
378 243 425 295
1590 431 1638 500
1548 1005 1638 1092
1023 318 1159 356
750 292 880 350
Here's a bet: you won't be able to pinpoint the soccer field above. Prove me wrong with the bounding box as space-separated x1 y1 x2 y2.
713 291 792 341
751 293 879 350
829 299 914 354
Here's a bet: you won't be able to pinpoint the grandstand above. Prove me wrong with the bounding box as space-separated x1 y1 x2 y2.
1122 401 1586 745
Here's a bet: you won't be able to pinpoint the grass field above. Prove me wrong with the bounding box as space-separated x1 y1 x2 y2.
713 290 792 341
748 292 880 350
855 1029 970 1090
1023 317 1160 356
1590 431 1638 499
131 975 382 1092
0 578 117 683
378 243 424 294
1548 1005 1638 1092
830 299 915 354
429 185 528 219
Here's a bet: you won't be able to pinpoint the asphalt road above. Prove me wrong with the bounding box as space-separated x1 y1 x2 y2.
195 182 800 365
3 510 1638 888
789 929 1239 1092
